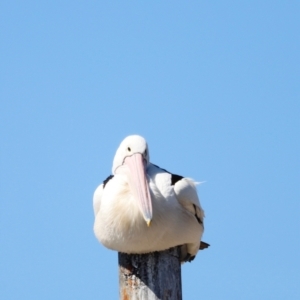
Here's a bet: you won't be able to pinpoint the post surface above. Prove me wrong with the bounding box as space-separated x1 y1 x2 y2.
119 247 182 300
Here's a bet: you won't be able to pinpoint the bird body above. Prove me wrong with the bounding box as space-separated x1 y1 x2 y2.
93 135 208 262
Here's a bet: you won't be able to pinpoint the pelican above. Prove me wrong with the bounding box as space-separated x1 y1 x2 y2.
93 135 209 262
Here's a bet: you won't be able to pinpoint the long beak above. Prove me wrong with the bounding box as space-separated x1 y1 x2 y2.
124 153 152 226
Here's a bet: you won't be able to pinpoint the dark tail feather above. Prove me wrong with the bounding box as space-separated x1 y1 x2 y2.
199 241 210 250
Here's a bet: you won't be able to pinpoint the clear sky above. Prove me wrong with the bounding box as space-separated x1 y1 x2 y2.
1 1 299 299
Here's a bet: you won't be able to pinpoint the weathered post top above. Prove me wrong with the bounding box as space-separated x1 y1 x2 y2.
119 247 182 300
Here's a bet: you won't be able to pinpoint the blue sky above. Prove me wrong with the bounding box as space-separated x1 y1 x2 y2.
1 1 299 299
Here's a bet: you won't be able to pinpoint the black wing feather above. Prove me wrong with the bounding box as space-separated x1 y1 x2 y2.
103 175 114 188
151 164 184 186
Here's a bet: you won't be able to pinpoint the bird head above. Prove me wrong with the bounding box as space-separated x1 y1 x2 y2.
112 135 149 173
112 135 152 226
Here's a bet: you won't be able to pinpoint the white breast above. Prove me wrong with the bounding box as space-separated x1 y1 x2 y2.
93 166 203 255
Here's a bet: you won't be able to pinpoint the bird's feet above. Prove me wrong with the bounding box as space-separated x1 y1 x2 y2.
184 253 195 263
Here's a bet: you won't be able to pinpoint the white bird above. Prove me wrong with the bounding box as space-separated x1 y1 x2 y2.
93 135 209 262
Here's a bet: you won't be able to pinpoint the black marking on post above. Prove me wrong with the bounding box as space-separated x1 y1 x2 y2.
103 175 114 188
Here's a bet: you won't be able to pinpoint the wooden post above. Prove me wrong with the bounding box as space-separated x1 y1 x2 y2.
118 246 182 300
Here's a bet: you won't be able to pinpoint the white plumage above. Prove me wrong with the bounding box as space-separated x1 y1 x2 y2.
93 135 208 262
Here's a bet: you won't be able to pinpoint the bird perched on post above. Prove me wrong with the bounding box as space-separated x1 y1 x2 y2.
93 135 209 262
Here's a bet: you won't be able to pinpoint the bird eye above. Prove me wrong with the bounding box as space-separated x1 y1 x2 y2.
127 147 131 151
